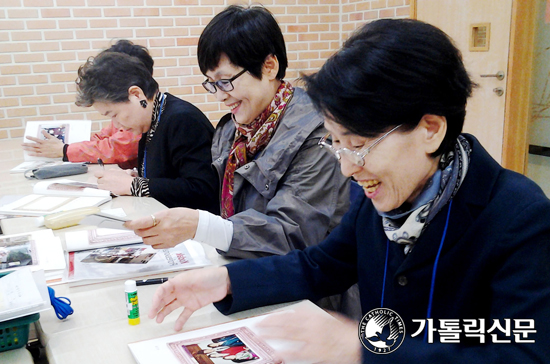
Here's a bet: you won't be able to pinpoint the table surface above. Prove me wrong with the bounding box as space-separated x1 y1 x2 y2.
0 138 303 364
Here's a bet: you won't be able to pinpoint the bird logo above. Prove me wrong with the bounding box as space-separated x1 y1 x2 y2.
359 308 406 354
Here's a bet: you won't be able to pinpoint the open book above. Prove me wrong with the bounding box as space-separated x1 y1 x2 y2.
11 120 92 173
128 300 325 364
0 179 111 217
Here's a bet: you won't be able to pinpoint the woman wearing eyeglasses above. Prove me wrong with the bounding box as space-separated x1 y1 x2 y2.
76 41 219 212
145 19 550 363
126 5 350 263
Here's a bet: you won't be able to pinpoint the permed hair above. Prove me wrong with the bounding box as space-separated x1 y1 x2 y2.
75 41 157 107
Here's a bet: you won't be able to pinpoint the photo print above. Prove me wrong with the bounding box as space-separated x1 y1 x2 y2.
167 327 281 364
80 247 155 264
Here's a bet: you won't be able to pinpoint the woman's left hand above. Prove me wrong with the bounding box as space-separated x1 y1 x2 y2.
256 308 362 364
95 169 133 195
21 130 65 158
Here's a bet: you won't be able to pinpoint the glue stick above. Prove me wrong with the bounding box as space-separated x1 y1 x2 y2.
125 280 140 325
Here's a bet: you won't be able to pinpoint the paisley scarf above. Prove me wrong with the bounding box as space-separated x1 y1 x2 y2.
381 135 471 254
220 81 294 219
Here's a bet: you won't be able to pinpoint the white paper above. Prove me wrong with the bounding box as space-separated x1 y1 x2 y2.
0 268 51 322
65 228 142 252
32 179 110 198
22 120 92 162
128 302 319 364
10 160 59 174
80 209 131 230
0 194 111 217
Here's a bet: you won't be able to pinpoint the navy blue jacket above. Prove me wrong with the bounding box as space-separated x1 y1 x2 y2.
216 134 550 363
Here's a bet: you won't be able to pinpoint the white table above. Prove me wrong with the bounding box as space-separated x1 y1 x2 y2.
0 347 35 364
0 138 304 364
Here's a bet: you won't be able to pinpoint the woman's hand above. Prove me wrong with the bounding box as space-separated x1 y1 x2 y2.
21 130 65 158
148 267 231 331
95 169 134 195
257 309 362 364
124 208 199 249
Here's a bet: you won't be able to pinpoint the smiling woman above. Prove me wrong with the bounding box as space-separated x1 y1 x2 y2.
125 5 351 264
140 18 550 364
74 41 219 212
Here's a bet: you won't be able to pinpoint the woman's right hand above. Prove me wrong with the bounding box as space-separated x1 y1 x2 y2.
124 208 200 249
148 267 231 331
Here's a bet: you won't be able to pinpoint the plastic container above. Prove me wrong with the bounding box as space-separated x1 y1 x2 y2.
0 313 40 352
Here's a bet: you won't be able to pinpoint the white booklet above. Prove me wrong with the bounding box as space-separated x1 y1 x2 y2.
0 179 111 217
65 240 211 286
65 228 142 252
0 229 65 273
12 120 92 173
128 300 324 364
0 229 66 284
0 268 51 322
32 179 110 198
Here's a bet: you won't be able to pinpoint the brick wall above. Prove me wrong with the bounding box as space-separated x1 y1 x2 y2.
0 0 410 140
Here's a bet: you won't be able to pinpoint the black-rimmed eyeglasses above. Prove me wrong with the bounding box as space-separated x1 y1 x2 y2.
318 124 402 166
202 69 247 94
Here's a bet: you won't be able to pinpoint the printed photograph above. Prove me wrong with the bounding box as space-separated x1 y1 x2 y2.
47 181 99 192
38 124 70 143
0 234 37 269
80 246 155 264
167 327 280 364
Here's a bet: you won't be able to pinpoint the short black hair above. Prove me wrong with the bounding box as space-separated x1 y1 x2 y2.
197 4 287 80
304 19 475 156
75 52 158 107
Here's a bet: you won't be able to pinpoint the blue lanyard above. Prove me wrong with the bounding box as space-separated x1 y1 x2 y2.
143 95 165 179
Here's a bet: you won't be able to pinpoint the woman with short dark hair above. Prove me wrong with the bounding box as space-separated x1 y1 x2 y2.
76 41 218 212
145 19 550 363
127 5 350 262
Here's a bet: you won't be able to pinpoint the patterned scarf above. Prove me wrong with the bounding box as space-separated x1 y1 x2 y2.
139 92 165 177
381 135 471 254
220 81 294 219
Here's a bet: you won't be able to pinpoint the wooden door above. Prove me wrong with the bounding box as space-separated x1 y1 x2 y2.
415 0 513 163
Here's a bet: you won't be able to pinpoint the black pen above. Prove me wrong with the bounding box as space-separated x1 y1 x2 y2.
136 278 168 286
97 158 105 169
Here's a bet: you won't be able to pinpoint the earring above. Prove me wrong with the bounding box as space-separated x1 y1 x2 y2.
140 100 147 108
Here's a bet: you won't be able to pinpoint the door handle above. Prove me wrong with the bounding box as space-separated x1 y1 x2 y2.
493 87 504 96
480 71 505 80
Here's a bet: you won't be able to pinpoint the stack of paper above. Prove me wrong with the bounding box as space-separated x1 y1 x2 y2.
0 268 50 322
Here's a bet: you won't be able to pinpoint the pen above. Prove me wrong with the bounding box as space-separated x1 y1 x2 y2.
97 158 104 169
135 278 168 286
